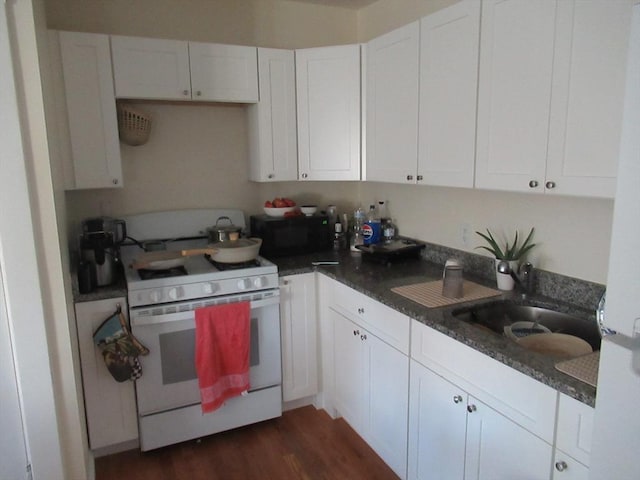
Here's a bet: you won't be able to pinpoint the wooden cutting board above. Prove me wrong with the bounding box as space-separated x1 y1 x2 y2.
131 248 217 269
391 280 501 308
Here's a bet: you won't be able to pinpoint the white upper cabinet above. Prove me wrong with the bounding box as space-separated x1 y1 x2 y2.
56 31 123 189
365 21 420 184
546 0 633 198
111 35 258 103
475 0 555 193
248 48 298 182
296 44 361 181
476 0 633 197
111 36 191 100
189 42 258 102
418 0 480 188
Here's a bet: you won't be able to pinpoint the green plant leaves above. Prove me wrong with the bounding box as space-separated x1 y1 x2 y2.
475 227 536 261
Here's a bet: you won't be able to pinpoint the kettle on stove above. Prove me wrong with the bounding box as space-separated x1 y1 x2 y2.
80 216 127 287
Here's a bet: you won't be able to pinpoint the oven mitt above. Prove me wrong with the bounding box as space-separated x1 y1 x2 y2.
94 307 149 382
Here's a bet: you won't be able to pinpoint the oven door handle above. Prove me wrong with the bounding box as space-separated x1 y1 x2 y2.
130 295 280 328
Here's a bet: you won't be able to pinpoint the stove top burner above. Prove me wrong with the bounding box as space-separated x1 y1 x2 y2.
137 266 188 280
205 255 261 271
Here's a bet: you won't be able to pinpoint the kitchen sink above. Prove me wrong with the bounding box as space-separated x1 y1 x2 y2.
453 302 601 352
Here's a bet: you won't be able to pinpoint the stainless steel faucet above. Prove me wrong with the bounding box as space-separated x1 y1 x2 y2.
497 261 533 295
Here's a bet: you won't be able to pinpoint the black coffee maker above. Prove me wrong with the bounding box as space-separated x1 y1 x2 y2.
79 217 127 289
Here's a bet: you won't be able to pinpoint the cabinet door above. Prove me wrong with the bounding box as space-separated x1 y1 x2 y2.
279 273 318 402
111 35 191 100
365 21 419 184
331 308 364 431
475 0 556 193
408 360 467 480
75 298 138 450
296 45 361 181
418 0 480 188
249 48 298 182
546 0 633 198
551 454 589 480
364 332 409 479
58 31 123 189
189 42 258 103
465 396 553 480
556 394 593 467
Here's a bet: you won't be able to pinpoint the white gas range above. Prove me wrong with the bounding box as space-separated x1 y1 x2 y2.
119 209 282 451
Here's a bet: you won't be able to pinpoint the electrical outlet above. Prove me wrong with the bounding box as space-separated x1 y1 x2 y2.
459 223 471 248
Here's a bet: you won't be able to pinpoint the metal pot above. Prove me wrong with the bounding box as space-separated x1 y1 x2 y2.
206 216 243 243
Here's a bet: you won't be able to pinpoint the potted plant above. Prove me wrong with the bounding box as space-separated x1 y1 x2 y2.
476 228 536 290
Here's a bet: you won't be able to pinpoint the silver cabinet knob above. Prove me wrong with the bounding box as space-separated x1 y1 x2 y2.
301 173 308 179
360 334 367 341
546 180 556 189
406 175 414 181
529 180 539 188
453 395 463 404
353 329 360 336
268 173 275 179
196 90 202 97
183 89 189 96
417 175 423 181
467 404 477 413
112 178 119 185
357 307 365 314
555 461 568 472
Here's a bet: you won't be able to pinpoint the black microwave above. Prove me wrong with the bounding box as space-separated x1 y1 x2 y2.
250 214 332 257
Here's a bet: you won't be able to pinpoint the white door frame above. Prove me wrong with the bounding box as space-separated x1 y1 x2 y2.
0 2 66 479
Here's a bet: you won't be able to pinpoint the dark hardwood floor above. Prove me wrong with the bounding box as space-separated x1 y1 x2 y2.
95 406 400 480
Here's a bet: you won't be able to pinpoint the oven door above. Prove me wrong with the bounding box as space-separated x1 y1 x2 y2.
130 291 281 416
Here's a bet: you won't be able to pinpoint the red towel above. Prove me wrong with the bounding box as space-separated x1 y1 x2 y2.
195 302 251 413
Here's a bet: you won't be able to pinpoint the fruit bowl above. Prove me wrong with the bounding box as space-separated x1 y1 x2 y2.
264 206 296 217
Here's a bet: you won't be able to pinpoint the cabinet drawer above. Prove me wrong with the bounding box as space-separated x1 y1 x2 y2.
411 319 557 443
556 393 594 466
331 280 410 354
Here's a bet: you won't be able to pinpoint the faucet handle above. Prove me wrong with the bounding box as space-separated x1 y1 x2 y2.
519 262 533 275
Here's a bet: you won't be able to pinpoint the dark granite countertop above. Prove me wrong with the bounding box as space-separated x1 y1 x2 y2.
70 243 600 406
271 248 599 407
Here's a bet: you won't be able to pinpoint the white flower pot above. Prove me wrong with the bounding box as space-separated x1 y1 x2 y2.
495 259 519 291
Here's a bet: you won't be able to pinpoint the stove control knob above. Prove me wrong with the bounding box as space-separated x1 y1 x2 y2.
237 278 252 290
168 287 183 300
149 290 162 303
253 276 267 288
202 282 219 295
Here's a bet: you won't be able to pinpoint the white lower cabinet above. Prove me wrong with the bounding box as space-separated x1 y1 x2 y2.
279 273 318 402
408 360 466 480
409 319 557 480
408 361 552 480
552 394 594 480
316 275 597 480
331 309 409 479
75 297 138 451
328 280 410 479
